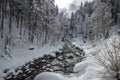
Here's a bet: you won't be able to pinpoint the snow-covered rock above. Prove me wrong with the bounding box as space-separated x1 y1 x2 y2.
34 72 65 80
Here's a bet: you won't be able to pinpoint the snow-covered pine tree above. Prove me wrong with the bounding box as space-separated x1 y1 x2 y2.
91 0 112 40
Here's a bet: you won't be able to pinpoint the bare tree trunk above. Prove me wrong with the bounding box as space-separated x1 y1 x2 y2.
20 16 23 36
9 0 13 34
17 13 20 28
1 0 4 38
4 35 12 57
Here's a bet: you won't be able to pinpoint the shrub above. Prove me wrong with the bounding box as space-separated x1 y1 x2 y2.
96 37 120 80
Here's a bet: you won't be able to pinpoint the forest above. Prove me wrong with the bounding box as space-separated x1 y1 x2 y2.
0 0 120 80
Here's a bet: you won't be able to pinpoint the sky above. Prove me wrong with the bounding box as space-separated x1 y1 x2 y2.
55 0 74 9
55 0 93 11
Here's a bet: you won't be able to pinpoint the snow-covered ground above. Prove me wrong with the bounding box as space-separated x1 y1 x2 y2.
0 43 63 79
0 36 103 80
0 29 119 80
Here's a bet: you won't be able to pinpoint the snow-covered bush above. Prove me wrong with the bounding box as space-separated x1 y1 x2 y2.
96 36 120 80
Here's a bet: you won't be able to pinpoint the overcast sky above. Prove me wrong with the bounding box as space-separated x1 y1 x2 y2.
55 0 93 13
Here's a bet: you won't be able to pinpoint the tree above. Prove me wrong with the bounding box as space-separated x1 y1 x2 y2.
0 0 69 56
91 0 112 40
70 12 76 38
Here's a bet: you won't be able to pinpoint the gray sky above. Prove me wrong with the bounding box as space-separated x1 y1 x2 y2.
55 0 93 10
55 0 93 16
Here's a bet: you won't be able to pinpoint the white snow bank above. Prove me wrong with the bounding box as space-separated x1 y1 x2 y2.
74 56 104 80
34 72 78 80
34 72 68 80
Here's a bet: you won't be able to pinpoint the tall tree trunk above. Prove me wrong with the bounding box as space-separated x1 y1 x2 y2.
17 13 20 28
1 0 4 38
9 0 13 34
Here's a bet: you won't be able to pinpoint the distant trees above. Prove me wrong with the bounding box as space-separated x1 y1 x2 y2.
69 0 120 41
70 1 93 41
91 0 112 40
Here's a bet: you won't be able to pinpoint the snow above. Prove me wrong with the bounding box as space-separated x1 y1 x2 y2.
34 34 120 80
0 43 63 79
0 27 119 80
73 56 104 80
34 72 78 80
34 72 65 80
34 56 103 80
34 37 105 80
0 44 60 69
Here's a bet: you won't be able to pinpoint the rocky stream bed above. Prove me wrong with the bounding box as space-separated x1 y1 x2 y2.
3 43 85 80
